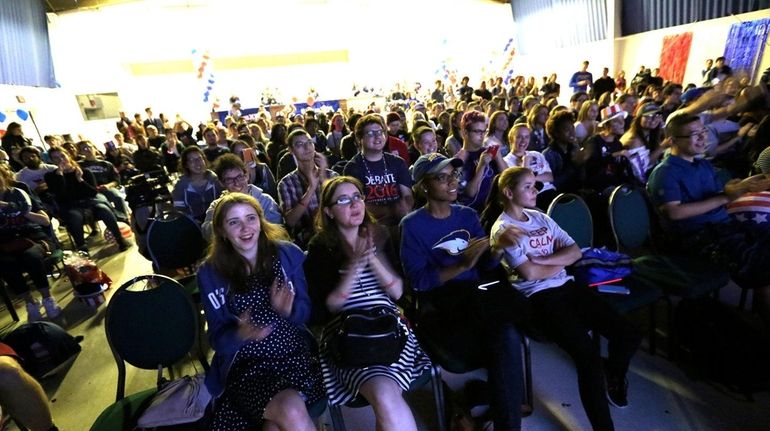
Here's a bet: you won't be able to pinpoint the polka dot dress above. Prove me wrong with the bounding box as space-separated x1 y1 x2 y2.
210 258 324 430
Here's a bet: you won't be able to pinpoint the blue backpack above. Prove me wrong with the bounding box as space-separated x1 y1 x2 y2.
572 247 633 286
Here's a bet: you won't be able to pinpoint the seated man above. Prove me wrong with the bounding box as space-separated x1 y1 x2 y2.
647 113 770 325
201 154 282 239
131 134 164 174
14 147 57 212
343 114 413 226
0 343 58 431
278 129 337 246
77 141 129 223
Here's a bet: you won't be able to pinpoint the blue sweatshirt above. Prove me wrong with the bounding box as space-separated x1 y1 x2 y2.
197 241 311 397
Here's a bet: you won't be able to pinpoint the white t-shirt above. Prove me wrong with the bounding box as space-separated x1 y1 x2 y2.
502 151 556 193
15 164 57 190
491 209 575 297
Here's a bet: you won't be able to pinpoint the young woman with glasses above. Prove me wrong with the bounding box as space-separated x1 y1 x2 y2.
304 176 431 431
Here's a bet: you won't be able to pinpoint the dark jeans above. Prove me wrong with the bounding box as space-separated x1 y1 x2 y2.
0 243 50 294
98 188 128 222
59 197 123 248
530 282 641 431
418 278 529 431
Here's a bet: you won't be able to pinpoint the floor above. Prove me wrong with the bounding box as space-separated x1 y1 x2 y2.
2 229 770 431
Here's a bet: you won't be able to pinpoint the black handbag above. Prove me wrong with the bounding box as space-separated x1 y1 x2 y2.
330 306 407 368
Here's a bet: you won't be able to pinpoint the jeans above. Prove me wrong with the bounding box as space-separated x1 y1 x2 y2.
419 278 527 431
59 197 123 248
98 188 128 222
530 282 641 431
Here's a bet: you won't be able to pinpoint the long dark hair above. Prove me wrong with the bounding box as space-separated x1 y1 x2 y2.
313 176 376 258
207 193 289 293
480 167 534 233
627 102 662 151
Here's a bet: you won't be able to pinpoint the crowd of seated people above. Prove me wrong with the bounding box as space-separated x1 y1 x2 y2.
4 61 770 430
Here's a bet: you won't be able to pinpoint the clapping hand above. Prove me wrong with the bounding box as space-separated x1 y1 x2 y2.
460 237 490 271
269 275 296 318
236 309 274 341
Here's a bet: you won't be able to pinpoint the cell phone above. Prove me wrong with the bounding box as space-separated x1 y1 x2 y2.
597 285 631 295
477 280 502 290
242 147 255 163
485 144 499 158
104 141 116 151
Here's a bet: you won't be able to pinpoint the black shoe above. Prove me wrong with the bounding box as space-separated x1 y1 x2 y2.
603 360 629 408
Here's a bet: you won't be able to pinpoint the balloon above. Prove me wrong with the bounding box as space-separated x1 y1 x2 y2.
16 109 28 121
307 97 315 105
0 112 5 122
291 96 298 103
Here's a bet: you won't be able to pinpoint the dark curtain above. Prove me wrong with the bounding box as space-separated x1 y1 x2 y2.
511 0 608 55
0 0 57 88
622 0 770 36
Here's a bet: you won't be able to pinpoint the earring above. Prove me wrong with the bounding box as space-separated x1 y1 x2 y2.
423 189 428 193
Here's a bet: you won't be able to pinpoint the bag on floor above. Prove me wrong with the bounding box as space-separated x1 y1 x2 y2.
674 297 770 394
136 374 211 430
572 247 633 286
2 321 82 379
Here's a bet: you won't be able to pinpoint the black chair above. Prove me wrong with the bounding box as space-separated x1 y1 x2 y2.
90 274 209 431
145 211 207 299
608 186 730 356
547 193 594 248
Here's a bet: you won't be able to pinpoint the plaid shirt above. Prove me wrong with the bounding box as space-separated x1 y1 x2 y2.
278 168 338 231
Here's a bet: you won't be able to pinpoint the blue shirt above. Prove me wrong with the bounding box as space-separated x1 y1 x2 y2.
569 71 593 93
400 205 495 292
647 154 730 232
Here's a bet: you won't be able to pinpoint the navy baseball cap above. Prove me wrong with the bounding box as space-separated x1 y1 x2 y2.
412 153 463 183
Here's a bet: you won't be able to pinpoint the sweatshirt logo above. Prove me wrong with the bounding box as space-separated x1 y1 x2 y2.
432 230 471 255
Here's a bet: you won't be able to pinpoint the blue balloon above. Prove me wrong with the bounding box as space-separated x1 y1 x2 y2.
16 109 29 121
0 112 5 122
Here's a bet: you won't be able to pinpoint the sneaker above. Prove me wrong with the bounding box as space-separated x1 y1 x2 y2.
26 301 42 322
605 370 629 408
42 297 63 319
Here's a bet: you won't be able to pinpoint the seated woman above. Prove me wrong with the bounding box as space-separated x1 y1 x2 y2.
171 146 222 224
197 193 324 431
44 148 128 253
620 103 667 185
486 166 641 431
304 177 431 431
0 164 61 321
399 154 528 431
502 123 558 210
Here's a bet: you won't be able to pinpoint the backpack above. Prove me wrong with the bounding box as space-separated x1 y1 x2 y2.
571 247 633 286
2 321 83 379
674 297 770 395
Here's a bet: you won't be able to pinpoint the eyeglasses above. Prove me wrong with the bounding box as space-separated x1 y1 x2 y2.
292 140 313 149
222 174 247 185
361 129 386 139
333 193 364 206
429 170 463 184
469 128 487 135
674 129 707 139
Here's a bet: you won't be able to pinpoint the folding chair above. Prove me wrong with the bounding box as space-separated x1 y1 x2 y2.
90 275 209 431
546 193 593 248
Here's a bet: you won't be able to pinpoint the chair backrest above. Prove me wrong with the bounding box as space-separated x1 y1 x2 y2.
608 186 650 251
146 211 206 270
546 193 593 248
105 275 200 399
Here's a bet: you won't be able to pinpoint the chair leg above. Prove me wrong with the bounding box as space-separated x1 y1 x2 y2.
648 302 657 356
522 337 534 416
430 365 447 431
329 405 346 431
0 281 19 322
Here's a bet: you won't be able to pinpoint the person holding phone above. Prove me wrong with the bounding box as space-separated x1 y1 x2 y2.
400 154 528 431
485 166 641 430
197 192 323 431
454 111 506 211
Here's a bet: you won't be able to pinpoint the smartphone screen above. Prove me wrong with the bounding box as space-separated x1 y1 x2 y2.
242 147 255 163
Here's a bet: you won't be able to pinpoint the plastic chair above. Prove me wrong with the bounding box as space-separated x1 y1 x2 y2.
608 186 730 356
90 274 209 431
547 193 593 248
